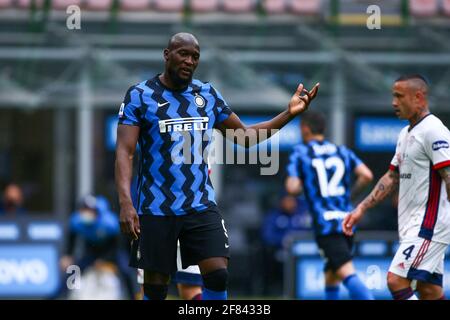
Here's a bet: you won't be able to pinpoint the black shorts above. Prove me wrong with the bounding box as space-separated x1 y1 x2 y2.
316 233 354 272
129 207 230 275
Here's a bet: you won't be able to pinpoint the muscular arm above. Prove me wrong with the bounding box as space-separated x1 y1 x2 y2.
215 111 295 148
351 163 374 201
357 169 399 212
438 166 450 201
115 124 140 239
215 83 319 148
115 125 139 208
342 169 399 236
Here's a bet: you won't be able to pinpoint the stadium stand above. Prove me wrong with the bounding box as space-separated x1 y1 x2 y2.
410 0 439 17
190 0 220 13
222 0 256 13
84 0 113 11
444 0 450 16
262 0 286 14
152 0 185 12
52 0 82 10
0 0 12 9
290 0 323 15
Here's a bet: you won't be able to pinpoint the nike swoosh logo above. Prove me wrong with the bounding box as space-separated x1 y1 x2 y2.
158 101 169 107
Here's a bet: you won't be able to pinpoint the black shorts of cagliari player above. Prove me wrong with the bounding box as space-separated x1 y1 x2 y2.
315 233 354 272
129 206 230 275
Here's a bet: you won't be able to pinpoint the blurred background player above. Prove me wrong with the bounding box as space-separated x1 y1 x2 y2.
285 111 374 300
115 32 319 300
58 195 135 299
0 183 26 215
343 75 450 300
261 193 311 295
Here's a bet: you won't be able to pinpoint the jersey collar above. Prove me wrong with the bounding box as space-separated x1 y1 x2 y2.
154 74 192 93
408 113 432 132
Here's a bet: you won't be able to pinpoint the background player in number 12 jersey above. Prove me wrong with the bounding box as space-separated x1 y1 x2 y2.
286 111 374 300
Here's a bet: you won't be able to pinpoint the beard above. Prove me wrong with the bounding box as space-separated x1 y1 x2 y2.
168 67 192 88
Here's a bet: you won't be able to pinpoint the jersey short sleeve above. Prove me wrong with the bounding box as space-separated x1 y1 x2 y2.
424 124 450 170
210 85 232 124
389 128 406 172
118 85 142 126
287 146 304 179
389 153 399 172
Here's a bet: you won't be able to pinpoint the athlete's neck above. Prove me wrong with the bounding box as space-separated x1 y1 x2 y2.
304 134 324 143
408 109 430 128
159 73 188 91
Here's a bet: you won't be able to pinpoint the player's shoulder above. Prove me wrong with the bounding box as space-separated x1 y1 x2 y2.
137 79 156 92
426 114 448 130
191 78 209 88
124 80 148 95
417 114 449 137
192 79 222 95
291 143 308 156
335 143 352 154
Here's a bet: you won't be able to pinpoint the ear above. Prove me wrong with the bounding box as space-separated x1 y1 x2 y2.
163 49 169 61
415 90 425 104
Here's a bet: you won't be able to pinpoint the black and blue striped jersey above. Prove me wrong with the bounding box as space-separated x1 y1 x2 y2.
118 75 232 216
287 140 362 236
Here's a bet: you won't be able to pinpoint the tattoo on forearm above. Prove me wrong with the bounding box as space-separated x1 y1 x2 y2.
360 172 399 209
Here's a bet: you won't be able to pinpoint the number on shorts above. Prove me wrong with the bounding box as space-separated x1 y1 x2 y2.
402 245 415 261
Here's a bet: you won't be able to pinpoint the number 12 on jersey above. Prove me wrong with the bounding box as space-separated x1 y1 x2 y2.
311 157 345 198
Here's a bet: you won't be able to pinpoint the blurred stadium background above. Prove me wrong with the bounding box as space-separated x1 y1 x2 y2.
0 0 450 300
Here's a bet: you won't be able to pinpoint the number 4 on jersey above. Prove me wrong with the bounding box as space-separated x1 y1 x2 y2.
402 245 415 261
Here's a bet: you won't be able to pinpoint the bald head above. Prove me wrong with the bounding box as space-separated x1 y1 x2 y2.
161 33 201 90
167 33 199 51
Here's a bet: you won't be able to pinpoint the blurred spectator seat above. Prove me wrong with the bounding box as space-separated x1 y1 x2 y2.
119 0 151 11
190 0 220 13
17 0 44 8
222 0 256 13
289 0 322 15
409 0 439 17
262 0 286 14
84 0 113 11
152 0 184 12
52 0 82 10
442 0 450 16
0 0 13 9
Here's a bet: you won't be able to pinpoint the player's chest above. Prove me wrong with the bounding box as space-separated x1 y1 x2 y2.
142 92 215 133
396 133 428 168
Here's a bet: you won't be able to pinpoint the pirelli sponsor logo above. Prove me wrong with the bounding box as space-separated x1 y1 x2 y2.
158 117 209 133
